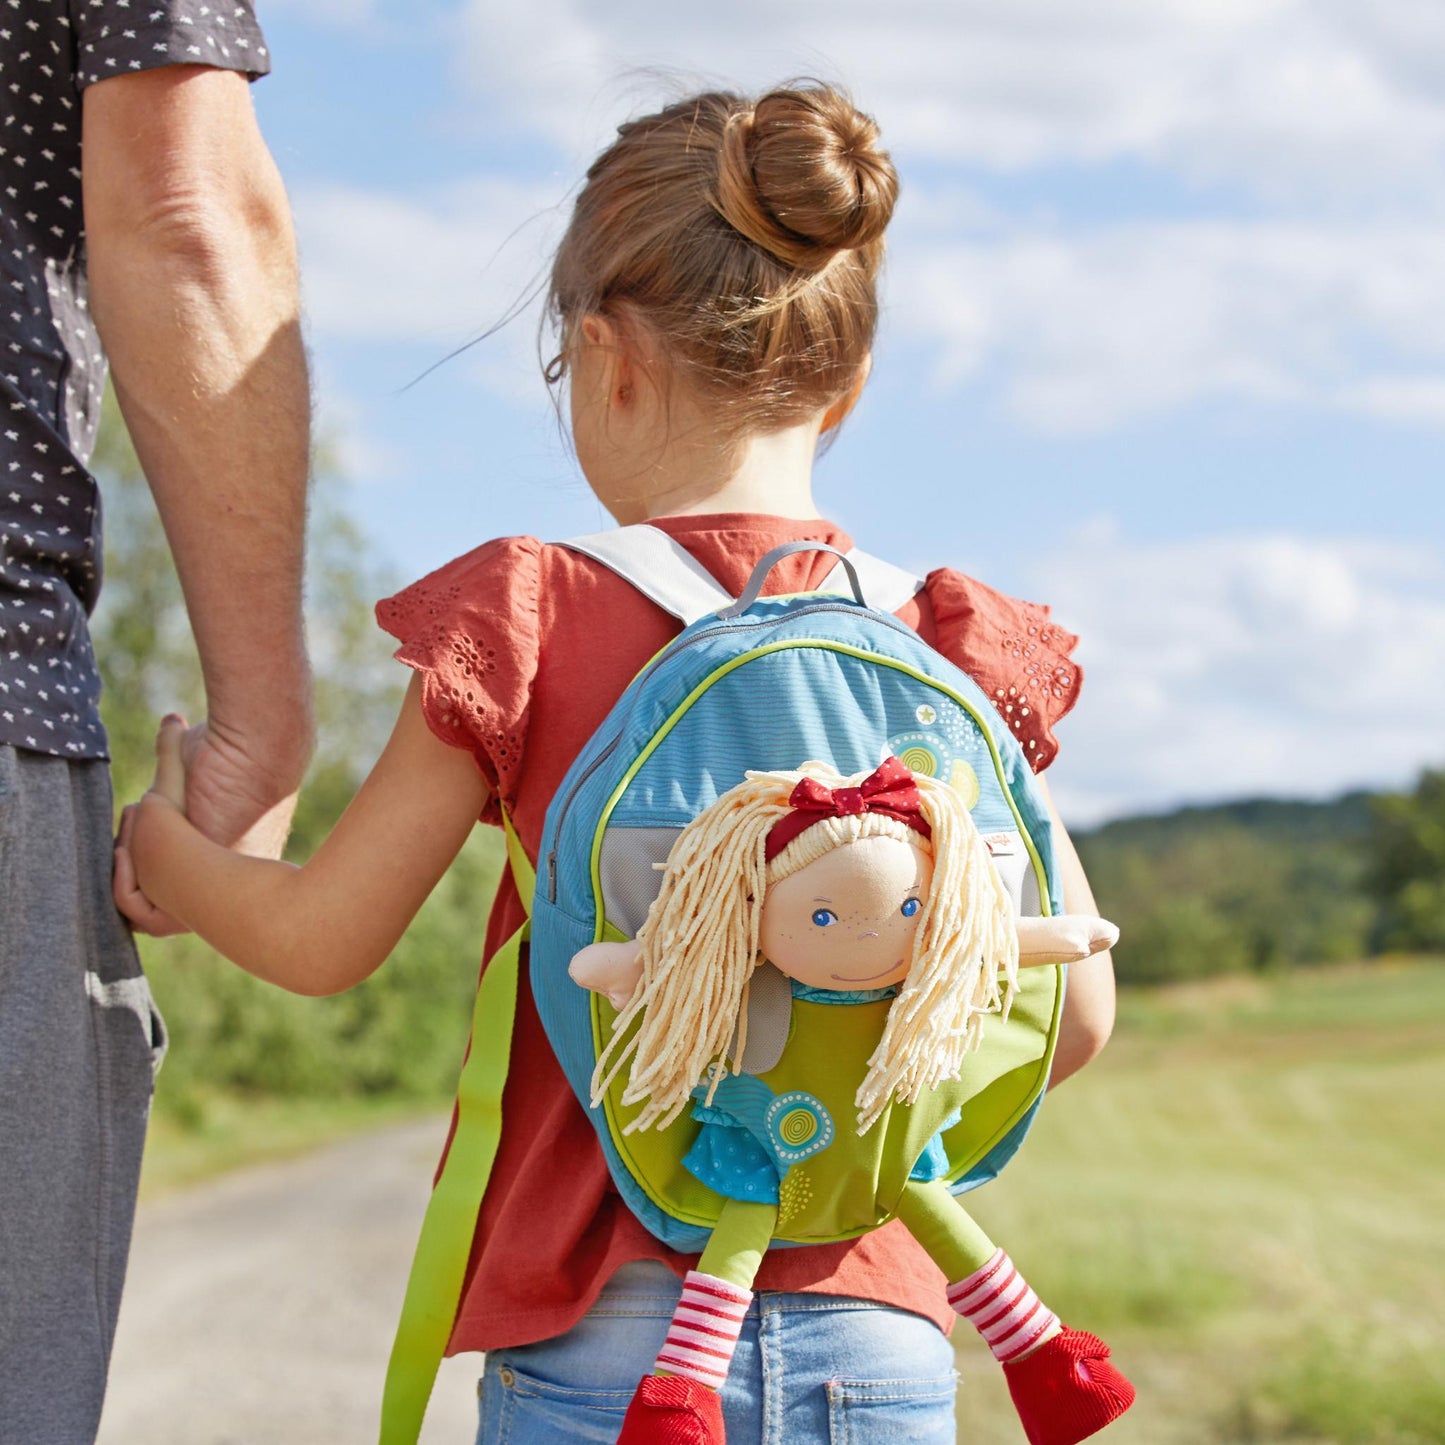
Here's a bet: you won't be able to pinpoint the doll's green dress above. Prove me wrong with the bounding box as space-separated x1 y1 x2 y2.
682 981 968 1239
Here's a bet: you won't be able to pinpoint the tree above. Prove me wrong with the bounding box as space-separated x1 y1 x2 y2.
90 394 500 1121
1369 770 1445 953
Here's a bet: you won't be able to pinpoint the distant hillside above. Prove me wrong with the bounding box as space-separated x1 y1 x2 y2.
1074 792 1379 984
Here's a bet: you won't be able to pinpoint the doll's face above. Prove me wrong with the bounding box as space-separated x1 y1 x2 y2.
758 834 934 992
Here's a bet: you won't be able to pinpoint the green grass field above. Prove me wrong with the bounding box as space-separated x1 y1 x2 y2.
139 958 1445 1442
953 958 1445 1444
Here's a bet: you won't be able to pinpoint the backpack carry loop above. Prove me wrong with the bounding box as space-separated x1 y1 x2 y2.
560 526 923 625
717 541 864 618
379 812 533 1445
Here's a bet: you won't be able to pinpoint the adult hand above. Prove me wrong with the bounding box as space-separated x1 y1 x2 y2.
181 714 307 858
113 712 309 934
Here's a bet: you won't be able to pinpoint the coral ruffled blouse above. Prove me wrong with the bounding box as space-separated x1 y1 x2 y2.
375 514 1081 1354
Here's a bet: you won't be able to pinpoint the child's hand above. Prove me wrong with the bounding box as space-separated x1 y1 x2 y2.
146 711 190 810
113 714 192 936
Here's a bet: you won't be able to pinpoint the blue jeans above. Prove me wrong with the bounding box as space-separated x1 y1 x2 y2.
475 1260 958 1444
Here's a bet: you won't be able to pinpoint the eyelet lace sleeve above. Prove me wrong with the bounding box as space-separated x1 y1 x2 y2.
923 569 1082 772
375 536 543 821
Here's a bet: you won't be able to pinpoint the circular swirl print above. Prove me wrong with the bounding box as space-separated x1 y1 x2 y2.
779 1108 817 1146
765 1092 834 1165
887 730 983 811
889 730 946 779
949 760 980 810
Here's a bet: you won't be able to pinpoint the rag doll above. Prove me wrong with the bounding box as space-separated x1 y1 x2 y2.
570 756 1135 1445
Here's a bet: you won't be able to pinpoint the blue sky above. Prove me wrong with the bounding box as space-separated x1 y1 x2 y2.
247 0 1445 823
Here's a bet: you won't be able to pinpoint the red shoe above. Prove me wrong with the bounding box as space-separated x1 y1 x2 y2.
616 1374 727 1445
1002 1328 1136 1445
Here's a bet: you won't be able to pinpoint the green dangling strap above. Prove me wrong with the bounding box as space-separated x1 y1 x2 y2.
378 812 534 1445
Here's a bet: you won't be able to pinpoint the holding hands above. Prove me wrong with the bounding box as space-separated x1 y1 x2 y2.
113 712 307 936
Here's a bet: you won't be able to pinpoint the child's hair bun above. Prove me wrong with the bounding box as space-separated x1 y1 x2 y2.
716 84 899 272
548 80 896 428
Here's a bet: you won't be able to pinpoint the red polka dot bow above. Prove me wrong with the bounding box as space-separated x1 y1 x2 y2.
765 755 932 861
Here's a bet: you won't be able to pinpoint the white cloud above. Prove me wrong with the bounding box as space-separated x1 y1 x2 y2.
292 178 1445 436
455 0 1445 208
262 0 384 28
281 6 1445 440
1032 528 1445 823
889 218 1445 432
293 180 562 346
1338 376 1445 429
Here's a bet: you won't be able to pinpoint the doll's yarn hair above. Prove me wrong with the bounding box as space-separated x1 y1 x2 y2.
591 762 1019 1136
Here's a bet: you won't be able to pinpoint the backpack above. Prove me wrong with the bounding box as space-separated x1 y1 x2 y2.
380 527 1066 1444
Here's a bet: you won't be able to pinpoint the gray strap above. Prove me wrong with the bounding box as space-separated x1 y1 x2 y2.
718 541 861 618
719 541 925 619
559 526 733 625
735 962 793 1075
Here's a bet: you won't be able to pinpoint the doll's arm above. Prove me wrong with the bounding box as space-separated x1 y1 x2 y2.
1016 914 1119 966
569 940 644 1009
127 674 488 995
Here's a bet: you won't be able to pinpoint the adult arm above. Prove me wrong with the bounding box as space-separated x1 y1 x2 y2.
128 676 490 994
1036 777 1118 1085
83 65 313 875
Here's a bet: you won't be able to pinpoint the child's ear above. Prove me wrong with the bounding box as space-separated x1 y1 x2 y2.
579 313 616 351
580 312 644 413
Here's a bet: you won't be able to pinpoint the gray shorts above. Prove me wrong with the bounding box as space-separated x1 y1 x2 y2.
0 745 166 1445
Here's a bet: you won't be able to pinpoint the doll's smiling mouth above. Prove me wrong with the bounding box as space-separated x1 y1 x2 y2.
830 961 904 983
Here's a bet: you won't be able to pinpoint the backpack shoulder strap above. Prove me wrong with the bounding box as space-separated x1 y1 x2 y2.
380 812 533 1444
564 525 924 623
559 525 733 625
821 550 924 615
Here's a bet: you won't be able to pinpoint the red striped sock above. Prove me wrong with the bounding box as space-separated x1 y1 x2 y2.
947 1249 1059 1364
653 1271 752 1391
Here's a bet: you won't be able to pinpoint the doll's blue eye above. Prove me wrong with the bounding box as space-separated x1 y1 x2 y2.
811 909 838 927
901 897 921 918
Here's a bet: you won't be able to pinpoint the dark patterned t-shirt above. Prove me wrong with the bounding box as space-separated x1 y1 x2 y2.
1 1 269 757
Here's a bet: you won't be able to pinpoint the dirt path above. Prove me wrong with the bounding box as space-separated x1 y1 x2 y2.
96 1117 481 1445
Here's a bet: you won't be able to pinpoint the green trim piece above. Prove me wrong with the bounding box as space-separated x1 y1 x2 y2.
379 816 530 1445
939 964 1063 1187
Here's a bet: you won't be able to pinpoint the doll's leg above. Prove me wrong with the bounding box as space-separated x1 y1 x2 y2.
896 1181 1134 1445
652 1199 775 1386
616 1200 776 1445
897 1180 1060 1360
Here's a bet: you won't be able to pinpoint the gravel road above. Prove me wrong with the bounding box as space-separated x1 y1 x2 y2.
96 1117 482 1445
